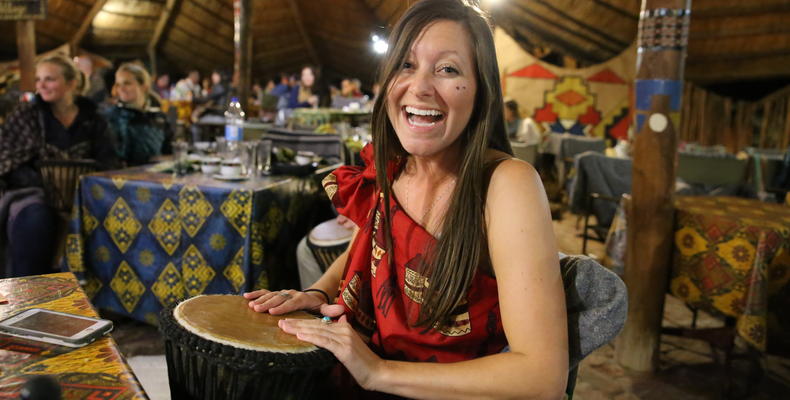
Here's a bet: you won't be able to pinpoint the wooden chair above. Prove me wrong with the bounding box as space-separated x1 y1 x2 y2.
36 159 98 214
36 159 98 267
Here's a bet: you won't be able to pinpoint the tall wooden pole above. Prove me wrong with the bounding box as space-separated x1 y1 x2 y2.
16 20 36 92
614 0 691 372
234 0 252 113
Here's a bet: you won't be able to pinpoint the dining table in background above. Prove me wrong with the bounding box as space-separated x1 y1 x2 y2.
670 196 790 354
63 166 336 324
0 272 146 399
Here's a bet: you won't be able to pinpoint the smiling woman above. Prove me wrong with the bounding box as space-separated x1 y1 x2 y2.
0 54 118 278
243 1 568 398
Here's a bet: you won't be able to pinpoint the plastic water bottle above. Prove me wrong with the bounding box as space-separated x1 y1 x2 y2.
224 97 245 142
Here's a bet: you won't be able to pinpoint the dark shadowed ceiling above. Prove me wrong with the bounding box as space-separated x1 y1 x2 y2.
1 0 789 85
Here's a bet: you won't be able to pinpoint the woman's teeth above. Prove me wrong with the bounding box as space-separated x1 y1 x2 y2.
405 106 444 126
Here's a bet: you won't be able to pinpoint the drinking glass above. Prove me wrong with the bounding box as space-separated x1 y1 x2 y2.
256 140 273 176
172 140 189 176
239 141 256 177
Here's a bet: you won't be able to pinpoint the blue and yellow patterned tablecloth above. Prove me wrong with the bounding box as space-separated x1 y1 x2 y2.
63 167 334 324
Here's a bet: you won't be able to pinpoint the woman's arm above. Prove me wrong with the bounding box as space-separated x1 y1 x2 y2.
282 159 568 399
243 226 358 314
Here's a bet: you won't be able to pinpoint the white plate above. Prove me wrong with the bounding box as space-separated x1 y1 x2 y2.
212 174 249 181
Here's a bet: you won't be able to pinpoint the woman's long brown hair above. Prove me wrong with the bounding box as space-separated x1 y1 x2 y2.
370 0 512 329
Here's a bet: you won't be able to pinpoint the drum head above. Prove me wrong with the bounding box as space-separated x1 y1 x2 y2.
308 218 353 247
174 295 319 353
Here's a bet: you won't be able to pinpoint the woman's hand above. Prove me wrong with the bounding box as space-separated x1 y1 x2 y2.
242 289 324 314
278 311 384 391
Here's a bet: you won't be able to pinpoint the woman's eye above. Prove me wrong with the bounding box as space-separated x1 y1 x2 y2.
439 66 459 74
401 61 414 70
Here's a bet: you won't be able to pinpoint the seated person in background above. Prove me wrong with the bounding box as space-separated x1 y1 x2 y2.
333 77 367 109
243 0 568 397
170 70 201 101
505 99 542 146
104 63 172 166
0 54 117 277
152 73 171 100
287 65 321 109
193 69 232 120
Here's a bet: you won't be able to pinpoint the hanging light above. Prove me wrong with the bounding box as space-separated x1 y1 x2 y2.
372 34 388 55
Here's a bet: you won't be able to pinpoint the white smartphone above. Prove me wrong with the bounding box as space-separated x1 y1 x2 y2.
0 308 113 348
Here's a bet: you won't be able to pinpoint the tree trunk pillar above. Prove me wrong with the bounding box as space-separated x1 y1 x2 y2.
614 0 691 372
16 20 37 92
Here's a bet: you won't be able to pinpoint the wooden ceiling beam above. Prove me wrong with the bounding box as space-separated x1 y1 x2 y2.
510 2 623 56
530 0 631 48
148 0 182 54
686 53 790 83
70 0 109 53
286 0 320 66
591 0 638 21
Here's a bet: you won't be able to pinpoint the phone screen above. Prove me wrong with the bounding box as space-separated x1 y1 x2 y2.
9 312 96 337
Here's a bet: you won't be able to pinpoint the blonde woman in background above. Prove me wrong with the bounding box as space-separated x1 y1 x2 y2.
104 62 172 166
0 54 117 277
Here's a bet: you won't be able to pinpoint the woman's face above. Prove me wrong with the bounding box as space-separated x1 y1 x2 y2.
115 70 145 105
504 106 515 122
386 20 477 158
301 67 315 88
35 63 76 103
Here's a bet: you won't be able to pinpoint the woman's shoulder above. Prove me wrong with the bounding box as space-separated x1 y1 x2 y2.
484 149 541 197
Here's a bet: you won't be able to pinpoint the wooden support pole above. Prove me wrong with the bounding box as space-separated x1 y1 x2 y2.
16 20 36 92
234 0 252 113
148 0 183 76
70 0 108 55
614 0 691 372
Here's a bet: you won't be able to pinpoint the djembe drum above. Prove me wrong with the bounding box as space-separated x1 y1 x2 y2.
159 295 336 400
306 218 354 272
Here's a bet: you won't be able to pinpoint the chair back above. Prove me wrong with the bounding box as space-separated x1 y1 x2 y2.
677 152 748 186
560 253 627 398
510 141 538 165
36 159 98 213
262 130 344 162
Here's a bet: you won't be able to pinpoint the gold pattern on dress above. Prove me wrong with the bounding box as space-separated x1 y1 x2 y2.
110 261 146 313
371 242 385 278
148 198 181 255
220 189 253 237
181 245 215 296
103 197 142 254
152 262 187 308
111 176 126 190
81 206 98 235
342 274 361 311
224 247 246 292
434 301 471 337
179 185 213 237
404 267 429 304
251 222 264 265
323 173 338 200
65 234 84 273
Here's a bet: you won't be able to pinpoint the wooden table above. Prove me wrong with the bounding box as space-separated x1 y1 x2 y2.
670 196 790 354
0 272 147 399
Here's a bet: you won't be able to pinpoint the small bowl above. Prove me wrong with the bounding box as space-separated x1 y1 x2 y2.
201 157 221 174
220 161 243 177
295 151 316 166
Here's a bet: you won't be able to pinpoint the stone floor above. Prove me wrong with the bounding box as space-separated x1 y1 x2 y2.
108 208 790 399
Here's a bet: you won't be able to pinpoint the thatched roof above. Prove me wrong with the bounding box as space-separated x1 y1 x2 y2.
1 0 789 84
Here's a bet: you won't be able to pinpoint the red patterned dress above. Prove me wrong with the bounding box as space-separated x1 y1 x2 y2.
322 144 507 363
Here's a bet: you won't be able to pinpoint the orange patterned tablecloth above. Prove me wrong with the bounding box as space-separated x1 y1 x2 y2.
671 196 790 353
0 273 147 399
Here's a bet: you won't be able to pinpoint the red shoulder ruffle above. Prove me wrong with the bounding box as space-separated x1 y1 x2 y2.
322 144 378 227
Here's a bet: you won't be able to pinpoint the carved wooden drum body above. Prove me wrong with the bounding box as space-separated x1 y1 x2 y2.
159 295 336 400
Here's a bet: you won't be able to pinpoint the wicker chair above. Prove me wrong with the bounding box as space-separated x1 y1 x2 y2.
36 159 98 214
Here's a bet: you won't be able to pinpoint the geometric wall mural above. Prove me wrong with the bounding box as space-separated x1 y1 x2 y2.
495 28 636 142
